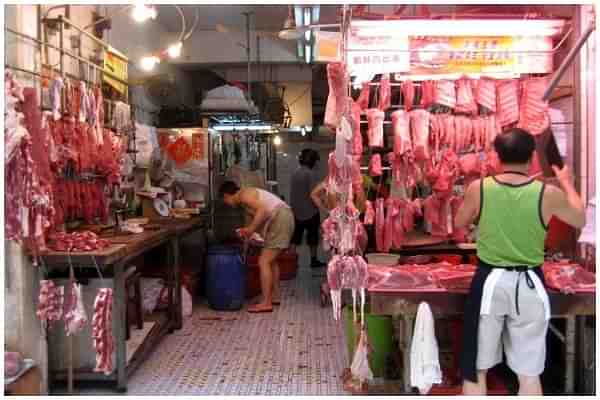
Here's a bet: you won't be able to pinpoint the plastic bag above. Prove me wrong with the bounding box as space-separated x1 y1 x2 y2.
344 328 373 394
182 287 193 318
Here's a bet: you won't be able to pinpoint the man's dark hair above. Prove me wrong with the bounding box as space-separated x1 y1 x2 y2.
219 181 240 196
299 148 320 169
493 128 536 164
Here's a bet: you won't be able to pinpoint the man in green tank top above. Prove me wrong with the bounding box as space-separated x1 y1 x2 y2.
455 128 585 395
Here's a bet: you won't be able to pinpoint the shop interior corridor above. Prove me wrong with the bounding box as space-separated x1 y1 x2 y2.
55 247 351 396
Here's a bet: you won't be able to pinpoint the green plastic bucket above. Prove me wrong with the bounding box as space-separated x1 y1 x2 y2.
343 304 394 378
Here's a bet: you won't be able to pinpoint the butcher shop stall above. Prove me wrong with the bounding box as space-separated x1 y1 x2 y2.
3 3 598 397
314 4 597 396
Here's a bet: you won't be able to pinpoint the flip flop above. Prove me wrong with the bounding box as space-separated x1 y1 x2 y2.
247 305 273 313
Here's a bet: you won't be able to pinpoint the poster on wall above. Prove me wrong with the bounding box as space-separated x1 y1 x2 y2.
103 46 128 94
158 128 209 185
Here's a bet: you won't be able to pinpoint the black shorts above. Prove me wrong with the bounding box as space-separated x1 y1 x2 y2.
291 213 321 246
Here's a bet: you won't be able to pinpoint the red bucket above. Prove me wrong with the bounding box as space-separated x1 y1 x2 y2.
277 249 298 280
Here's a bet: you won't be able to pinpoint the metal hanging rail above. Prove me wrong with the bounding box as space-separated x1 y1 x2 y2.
5 26 129 87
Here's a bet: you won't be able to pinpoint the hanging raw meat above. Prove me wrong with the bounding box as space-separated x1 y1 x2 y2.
517 76 550 136
356 81 371 110
476 77 497 112
391 109 411 156
64 281 88 336
36 280 64 324
375 198 386 252
410 109 430 161
401 80 415 111
420 80 436 108
369 153 383 176
496 79 520 127
366 108 385 148
351 102 363 155
455 78 477 115
364 200 375 225
434 80 457 109
324 62 349 129
378 75 391 111
92 288 114 375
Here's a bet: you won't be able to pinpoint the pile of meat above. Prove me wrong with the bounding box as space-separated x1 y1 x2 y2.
36 280 64 324
48 231 111 252
5 72 56 256
367 262 477 292
543 262 596 294
64 281 88 336
92 288 115 375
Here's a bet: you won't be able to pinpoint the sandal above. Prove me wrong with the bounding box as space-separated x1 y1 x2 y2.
247 305 273 313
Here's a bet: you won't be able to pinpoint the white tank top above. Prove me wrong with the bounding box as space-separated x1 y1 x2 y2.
256 188 285 214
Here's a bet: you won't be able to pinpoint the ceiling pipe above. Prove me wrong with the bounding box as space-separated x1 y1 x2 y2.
542 20 596 102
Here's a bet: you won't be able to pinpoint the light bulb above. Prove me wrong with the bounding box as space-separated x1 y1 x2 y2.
167 42 183 58
132 5 157 23
305 126 313 132
301 127 306 136
273 135 282 146
140 56 160 71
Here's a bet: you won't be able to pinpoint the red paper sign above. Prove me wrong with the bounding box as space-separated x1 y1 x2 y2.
167 137 193 166
191 133 205 160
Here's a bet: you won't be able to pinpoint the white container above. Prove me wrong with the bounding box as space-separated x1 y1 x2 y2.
365 253 400 266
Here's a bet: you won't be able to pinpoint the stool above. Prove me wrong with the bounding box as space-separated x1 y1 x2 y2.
124 267 143 341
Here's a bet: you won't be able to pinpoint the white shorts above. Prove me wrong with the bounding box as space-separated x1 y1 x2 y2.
476 270 549 376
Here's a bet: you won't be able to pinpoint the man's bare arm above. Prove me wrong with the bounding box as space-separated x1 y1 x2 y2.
543 166 585 228
455 179 481 229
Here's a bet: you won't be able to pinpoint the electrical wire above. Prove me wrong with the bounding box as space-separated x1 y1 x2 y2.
174 5 187 43
287 85 311 107
183 7 200 41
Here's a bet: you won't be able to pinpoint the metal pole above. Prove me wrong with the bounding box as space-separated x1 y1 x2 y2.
58 15 64 76
542 22 595 101
243 12 252 103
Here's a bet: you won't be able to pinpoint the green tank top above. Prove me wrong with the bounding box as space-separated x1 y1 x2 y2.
477 176 548 267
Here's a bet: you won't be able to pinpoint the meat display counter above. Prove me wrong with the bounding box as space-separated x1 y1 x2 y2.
368 283 595 394
39 217 205 392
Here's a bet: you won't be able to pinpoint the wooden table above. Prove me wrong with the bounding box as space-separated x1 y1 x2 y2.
370 287 595 394
39 218 204 392
388 231 477 257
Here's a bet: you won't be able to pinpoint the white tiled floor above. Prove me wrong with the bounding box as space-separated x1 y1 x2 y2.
124 245 348 395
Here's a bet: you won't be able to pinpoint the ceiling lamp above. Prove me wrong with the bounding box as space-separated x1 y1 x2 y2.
278 6 302 40
140 56 160 71
273 135 282 146
167 41 183 58
132 5 157 23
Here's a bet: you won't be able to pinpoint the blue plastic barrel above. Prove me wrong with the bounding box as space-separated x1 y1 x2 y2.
205 246 246 311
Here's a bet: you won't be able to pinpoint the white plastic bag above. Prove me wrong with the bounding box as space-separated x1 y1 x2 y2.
182 287 193 318
351 328 374 383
